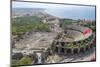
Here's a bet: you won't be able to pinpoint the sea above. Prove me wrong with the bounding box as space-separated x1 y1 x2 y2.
45 7 95 20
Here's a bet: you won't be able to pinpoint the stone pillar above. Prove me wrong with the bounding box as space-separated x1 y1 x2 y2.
78 48 80 53
83 47 86 52
90 44 93 48
88 44 90 49
71 49 74 54
58 47 61 54
64 48 67 55
54 40 57 45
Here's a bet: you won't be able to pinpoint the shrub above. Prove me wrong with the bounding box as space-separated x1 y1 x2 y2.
12 16 51 36
16 56 32 65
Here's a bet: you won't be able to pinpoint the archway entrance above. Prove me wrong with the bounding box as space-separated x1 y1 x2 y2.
86 45 89 50
55 47 58 52
67 49 71 54
61 48 64 54
73 48 78 54
80 47 85 53
61 42 65 46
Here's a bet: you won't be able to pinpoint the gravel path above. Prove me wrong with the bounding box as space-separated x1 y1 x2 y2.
14 32 57 50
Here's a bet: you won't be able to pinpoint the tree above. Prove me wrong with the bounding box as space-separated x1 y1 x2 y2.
16 56 32 65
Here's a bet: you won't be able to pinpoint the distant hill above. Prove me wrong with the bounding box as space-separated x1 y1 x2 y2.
12 8 45 17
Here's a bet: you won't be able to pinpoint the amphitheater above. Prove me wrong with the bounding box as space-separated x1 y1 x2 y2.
52 25 95 55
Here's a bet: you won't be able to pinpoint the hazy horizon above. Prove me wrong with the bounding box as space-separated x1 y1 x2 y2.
12 1 96 20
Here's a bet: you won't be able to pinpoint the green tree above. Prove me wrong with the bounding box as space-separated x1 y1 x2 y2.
16 56 32 65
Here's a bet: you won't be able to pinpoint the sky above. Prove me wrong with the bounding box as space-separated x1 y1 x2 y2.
12 1 96 20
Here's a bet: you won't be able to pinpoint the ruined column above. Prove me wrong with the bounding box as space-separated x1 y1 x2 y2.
58 47 61 54
83 47 86 52
78 48 80 53
71 49 74 54
64 48 67 55
58 42 61 54
88 44 91 49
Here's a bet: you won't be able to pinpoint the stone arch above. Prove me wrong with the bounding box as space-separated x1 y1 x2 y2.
55 47 58 52
67 48 71 54
90 44 93 48
73 48 78 54
86 45 89 50
56 41 59 45
61 48 64 53
80 47 85 53
61 42 65 46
